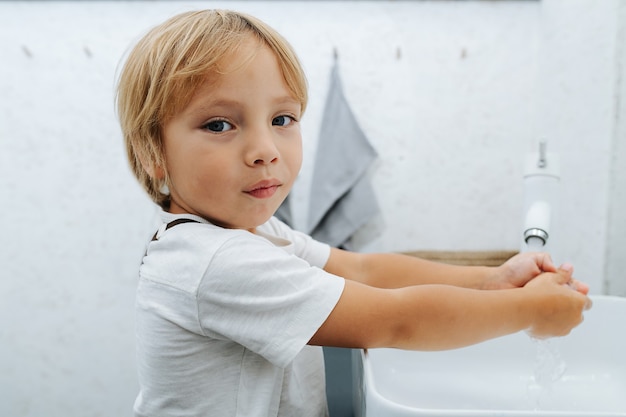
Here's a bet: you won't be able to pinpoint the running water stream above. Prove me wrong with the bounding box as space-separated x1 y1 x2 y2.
527 338 567 410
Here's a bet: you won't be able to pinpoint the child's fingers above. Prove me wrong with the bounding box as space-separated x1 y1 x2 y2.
558 262 574 275
556 263 591 296
572 279 590 296
537 253 557 273
550 264 573 284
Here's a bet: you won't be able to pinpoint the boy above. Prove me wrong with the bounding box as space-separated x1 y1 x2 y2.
116 9 591 417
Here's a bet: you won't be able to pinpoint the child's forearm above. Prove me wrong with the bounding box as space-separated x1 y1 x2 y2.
364 253 492 289
327 250 493 289
387 284 532 350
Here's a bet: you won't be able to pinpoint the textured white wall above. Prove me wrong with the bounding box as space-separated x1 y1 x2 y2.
0 1 623 416
605 1 626 296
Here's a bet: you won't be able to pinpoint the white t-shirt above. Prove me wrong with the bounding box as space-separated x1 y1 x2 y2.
133 212 345 417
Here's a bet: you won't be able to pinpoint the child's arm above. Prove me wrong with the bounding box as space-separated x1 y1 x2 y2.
324 248 589 293
309 266 591 350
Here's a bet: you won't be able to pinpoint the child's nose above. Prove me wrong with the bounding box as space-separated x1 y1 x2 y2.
245 131 279 166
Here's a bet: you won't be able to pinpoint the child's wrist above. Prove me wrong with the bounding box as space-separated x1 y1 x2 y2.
478 266 505 290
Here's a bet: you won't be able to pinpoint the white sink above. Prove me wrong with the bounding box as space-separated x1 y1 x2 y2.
353 295 626 417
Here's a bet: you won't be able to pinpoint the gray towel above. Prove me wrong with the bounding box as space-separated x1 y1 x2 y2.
308 61 380 249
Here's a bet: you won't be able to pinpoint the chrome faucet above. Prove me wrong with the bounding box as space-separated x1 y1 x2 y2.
522 140 560 252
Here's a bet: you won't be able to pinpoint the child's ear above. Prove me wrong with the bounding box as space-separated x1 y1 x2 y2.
145 163 165 180
137 151 165 180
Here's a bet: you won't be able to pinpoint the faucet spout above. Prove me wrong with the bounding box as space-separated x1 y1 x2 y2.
521 140 559 253
524 201 551 250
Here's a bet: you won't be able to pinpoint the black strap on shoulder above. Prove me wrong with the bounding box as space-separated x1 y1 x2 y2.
151 218 201 241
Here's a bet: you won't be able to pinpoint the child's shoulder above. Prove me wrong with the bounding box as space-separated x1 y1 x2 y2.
142 216 275 291
156 215 265 247
154 213 297 255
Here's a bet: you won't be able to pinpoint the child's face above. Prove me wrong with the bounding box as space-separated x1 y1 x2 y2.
160 37 303 232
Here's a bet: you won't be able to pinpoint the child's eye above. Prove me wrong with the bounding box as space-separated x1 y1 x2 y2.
203 119 233 133
272 115 294 127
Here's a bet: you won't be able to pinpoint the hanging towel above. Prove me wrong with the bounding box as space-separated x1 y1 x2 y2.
307 60 380 250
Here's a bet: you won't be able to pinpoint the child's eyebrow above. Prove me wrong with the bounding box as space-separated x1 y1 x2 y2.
186 96 301 117
270 96 301 110
181 99 238 120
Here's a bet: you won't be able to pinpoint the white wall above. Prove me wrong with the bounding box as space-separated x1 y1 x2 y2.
0 1 623 416
605 0 626 296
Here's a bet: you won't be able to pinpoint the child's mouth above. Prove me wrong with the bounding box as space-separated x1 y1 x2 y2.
245 179 281 199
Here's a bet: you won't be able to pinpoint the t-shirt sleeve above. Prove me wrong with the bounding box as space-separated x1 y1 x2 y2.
262 217 331 269
196 233 344 368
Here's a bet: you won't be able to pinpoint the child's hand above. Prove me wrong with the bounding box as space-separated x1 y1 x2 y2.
484 252 590 295
483 252 556 290
523 266 593 339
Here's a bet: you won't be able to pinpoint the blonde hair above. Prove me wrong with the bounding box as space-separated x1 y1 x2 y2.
116 10 308 208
